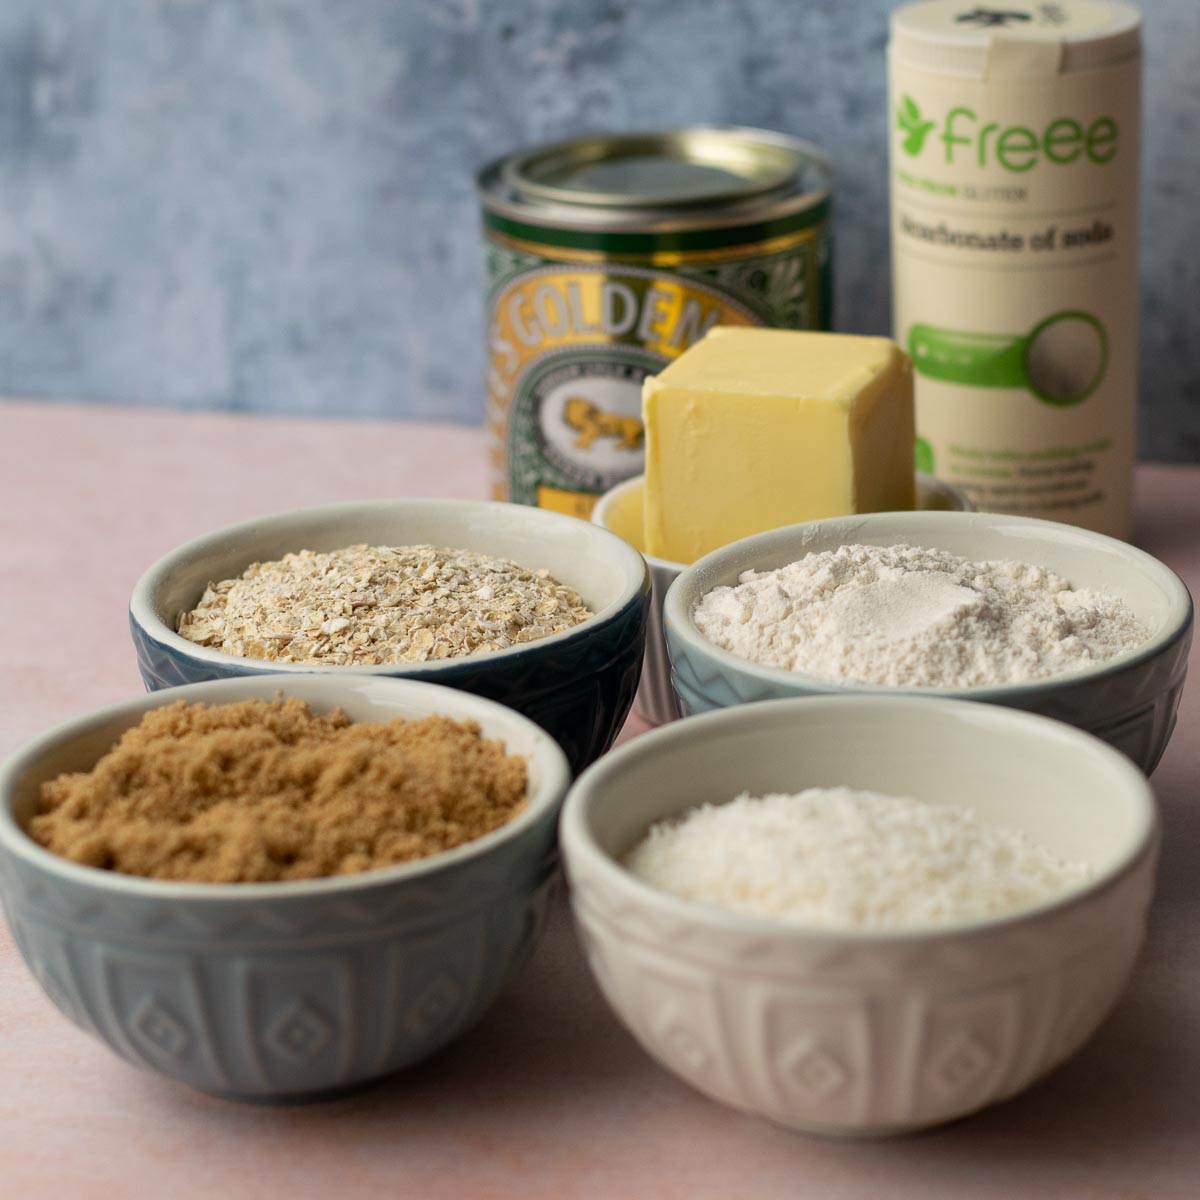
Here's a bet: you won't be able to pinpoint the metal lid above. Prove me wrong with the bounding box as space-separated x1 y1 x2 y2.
501 128 807 211
891 1 1141 78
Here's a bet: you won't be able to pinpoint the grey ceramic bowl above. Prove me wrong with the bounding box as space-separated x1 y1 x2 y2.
665 511 1193 774
593 472 975 726
129 499 651 775
561 696 1158 1137
0 676 570 1102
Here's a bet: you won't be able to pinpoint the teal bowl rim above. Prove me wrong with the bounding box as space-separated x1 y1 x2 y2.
663 509 1194 703
0 675 571 904
128 497 651 680
561 694 1159 944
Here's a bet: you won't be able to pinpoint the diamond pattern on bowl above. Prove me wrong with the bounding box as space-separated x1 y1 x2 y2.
780 1036 849 1101
0 800 561 1099
130 994 193 1061
927 1031 993 1098
403 974 463 1040
568 841 1156 1135
654 1011 711 1075
265 1000 333 1064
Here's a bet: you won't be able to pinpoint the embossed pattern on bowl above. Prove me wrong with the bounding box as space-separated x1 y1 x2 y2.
561 697 1158 1137
0 676 571 1102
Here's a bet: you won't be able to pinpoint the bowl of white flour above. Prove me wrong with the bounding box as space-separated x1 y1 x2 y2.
560 695 1158 1137
664 511 1192 774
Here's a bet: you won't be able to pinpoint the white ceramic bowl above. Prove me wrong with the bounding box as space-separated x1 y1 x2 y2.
592 473 974 725
0 676 571 1102
664 510 1193 774
560 696 1158 1137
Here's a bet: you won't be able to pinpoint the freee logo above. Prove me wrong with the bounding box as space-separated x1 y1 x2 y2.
896 93 1119 172
897 95 936 154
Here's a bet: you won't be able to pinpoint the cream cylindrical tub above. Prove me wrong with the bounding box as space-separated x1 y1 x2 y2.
890 1 1141 537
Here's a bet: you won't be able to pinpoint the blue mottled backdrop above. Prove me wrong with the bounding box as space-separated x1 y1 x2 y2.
0 1 1196 458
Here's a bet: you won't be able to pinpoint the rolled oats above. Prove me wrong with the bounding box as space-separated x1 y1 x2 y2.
176 544 594 665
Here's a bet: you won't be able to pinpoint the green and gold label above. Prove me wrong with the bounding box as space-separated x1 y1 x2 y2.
483 221 831 514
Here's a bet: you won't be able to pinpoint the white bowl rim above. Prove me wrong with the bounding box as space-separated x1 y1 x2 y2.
591 475 683 573
129 497 650 676
663 509 1194 700
560 694 1159 944
591 471 976 573
0 675 571 902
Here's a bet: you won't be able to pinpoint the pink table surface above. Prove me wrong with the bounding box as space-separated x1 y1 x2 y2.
1 399 1197 1200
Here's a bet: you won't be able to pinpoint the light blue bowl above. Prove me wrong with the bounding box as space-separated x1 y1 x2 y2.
664 511 1193 775
129 499 651 775
0 676 571 1102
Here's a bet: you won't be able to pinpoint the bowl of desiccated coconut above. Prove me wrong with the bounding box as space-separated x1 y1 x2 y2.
129 499 651 775
0 674 571 1102
663 510 1192 774
560 694 1159 1137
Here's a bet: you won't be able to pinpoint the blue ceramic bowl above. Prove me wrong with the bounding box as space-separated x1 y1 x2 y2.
129 499 651 775
665 511 1193 775
0 676 571 1102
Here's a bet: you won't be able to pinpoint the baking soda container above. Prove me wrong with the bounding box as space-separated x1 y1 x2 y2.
889 1 1141 538
478 129 833 518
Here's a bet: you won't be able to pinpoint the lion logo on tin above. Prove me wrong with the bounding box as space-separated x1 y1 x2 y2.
563 397 645 452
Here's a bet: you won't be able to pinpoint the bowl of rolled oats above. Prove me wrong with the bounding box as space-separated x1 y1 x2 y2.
129 500 651 773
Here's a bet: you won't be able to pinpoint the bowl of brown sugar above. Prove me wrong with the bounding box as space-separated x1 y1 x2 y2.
0 675 570 1102
129 499 652 774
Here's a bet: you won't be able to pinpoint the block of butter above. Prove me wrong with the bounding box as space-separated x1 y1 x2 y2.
643 327 915 564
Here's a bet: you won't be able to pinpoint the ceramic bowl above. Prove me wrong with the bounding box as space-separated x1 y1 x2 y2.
665 510 1192 773
592 473 974 726
0 676 571 1102
129 499 651 775
560 696 1158 1137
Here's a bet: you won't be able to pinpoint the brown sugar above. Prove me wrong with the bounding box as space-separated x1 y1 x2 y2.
29 698 529 884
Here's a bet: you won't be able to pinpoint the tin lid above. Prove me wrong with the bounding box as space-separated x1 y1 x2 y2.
891 1 1140 78
501 128 807 211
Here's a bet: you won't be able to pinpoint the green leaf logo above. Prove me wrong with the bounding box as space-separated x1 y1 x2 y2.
897 94 936 156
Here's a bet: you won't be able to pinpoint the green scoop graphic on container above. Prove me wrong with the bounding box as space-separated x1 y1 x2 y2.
909 310 1108 408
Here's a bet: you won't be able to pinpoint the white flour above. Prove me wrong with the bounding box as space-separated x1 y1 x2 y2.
693 543 1148 688
624 788 1090 929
